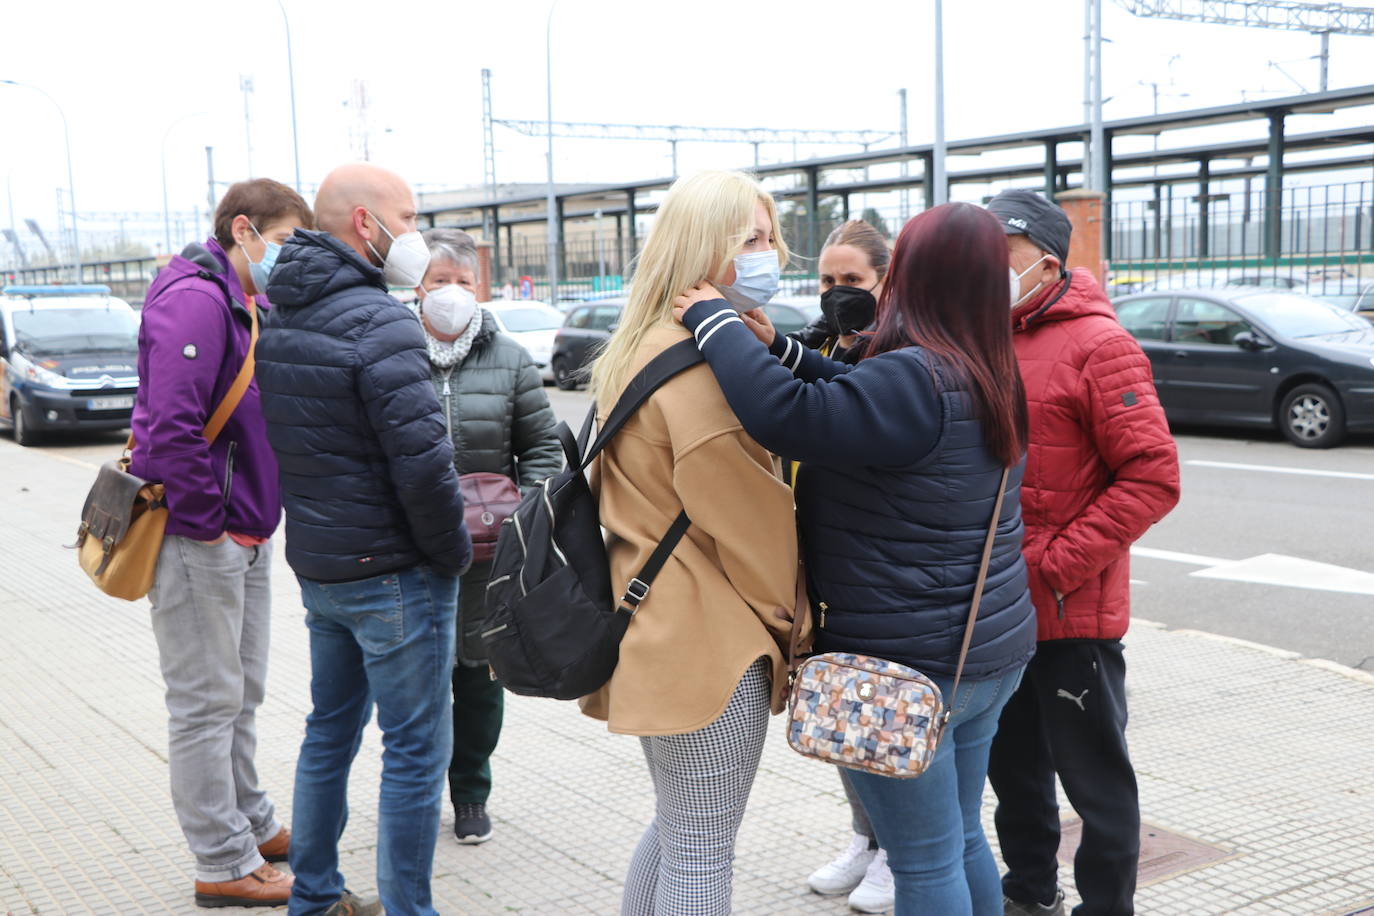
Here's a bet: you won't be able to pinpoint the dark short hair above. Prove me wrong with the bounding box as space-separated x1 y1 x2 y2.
212 178 313 250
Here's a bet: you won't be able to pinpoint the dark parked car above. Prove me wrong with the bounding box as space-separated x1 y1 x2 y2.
1312 283 1374 324
549 298 822 391
1112 288 1374 448
763 301 820 337
551 300 623 390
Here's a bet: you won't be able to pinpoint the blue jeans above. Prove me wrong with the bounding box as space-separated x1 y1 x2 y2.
848 666 1027 916
287 566 458 916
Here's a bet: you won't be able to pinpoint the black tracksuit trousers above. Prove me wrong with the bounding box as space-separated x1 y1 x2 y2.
987 639 1139 916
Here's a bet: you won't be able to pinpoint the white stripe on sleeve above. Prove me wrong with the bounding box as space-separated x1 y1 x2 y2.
691 308 738 344
697 314 744 347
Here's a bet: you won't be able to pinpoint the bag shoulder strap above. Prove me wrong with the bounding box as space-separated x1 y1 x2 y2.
947 466 1012 707
581 338 704 469
202 296 259 445
566 337 704 617
126 284 259 455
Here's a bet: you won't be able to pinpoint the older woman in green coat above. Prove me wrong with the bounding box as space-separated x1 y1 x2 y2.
411 228 562 845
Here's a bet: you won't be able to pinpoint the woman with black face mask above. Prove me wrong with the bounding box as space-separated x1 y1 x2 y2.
765 219 895 912
787 220 890 368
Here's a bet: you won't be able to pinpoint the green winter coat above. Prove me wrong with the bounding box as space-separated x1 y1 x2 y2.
424 308 562 664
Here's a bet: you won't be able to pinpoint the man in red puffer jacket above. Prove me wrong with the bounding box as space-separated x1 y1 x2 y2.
985 190 1181 916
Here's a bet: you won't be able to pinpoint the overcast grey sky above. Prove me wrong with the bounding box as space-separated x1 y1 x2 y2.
2 0 1371 248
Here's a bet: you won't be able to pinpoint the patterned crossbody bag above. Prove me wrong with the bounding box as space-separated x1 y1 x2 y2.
784 467 1010 778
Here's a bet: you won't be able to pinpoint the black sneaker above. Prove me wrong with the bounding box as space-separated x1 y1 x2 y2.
1005 890 1066 916
454 803 493 845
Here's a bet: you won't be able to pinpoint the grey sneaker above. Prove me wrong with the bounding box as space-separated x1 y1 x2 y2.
1004 890 1066 916
323 891 382 916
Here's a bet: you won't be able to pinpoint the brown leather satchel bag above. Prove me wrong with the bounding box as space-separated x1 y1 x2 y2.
458 472 523 566
75 301 259 600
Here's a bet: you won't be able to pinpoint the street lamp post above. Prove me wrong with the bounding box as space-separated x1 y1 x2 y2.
932 0 948 206
276 0 302 193
0 79 80 279
545 1 560 305
162 112 207 255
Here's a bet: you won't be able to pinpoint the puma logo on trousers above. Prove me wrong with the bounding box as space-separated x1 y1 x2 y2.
1056 688 1089 711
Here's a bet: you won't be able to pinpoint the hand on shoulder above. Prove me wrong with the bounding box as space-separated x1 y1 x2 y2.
671 283 724 322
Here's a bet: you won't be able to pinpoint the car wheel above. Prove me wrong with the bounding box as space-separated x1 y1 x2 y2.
1278 383 1345 449
552 357 579 391
10 396 38 447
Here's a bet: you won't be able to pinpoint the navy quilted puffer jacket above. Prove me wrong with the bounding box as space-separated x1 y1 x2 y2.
682 300 1036 681
257 228 472 582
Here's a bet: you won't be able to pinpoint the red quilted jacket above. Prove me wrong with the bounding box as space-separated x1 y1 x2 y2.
1012 269 1181 641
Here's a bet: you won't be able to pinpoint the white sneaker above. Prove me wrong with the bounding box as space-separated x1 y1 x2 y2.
807 834 877 896
847 848 894 913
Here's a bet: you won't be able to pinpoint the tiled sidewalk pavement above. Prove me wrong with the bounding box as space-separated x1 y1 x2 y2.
2 436 1373 915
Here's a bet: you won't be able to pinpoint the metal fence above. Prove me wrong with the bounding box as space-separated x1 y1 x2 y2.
490 231 830 302
13 181 1371 307
1105 180 1374 296
3 257 158 306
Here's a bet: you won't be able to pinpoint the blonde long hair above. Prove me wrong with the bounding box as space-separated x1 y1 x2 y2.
589 170 789 405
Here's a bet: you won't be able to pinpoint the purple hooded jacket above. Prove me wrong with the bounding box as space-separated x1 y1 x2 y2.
128 239 281 540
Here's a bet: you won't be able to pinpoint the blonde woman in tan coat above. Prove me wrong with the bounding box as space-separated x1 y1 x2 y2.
581 169 804 916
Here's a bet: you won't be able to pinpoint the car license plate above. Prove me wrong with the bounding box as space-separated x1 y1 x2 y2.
88 396 134 410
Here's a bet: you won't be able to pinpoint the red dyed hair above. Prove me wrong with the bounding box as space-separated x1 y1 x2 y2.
866 202 1028 467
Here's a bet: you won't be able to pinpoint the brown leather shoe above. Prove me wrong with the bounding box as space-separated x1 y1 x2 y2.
194 863 293 908
257 826 290 863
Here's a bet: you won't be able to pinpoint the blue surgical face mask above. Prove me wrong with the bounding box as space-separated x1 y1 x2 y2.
719 249 781 311
246 222 281 295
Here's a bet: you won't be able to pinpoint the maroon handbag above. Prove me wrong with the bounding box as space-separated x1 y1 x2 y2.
459 472 522 566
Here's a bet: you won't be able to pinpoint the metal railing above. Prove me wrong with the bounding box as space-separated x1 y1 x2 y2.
18 181 1370 307
1105 180 1374 295
3 256 159 306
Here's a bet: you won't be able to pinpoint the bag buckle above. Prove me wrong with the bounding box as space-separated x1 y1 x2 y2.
618 577 651 616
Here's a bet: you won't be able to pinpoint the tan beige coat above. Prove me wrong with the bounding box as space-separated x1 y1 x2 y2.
578 325 804 736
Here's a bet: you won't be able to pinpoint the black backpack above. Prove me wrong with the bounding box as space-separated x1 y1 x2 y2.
481 339 704 700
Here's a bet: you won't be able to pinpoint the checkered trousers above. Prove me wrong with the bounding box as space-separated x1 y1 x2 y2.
621 658 772 916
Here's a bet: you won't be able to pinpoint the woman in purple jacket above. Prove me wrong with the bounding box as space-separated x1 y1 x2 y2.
129 178 312 909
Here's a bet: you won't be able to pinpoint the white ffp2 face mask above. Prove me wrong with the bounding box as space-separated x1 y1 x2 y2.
366 210 431 288
719 249 781 312
422 284 478 336
1009 254 1050 309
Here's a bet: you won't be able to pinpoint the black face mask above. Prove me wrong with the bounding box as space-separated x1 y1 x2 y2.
820 284 878 336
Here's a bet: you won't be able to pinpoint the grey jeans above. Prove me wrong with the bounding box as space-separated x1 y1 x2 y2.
148 535 280 881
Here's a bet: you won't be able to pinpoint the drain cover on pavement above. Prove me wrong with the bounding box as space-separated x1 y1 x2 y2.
1057 819 1235 886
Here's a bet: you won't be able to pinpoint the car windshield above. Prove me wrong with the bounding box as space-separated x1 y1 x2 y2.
1236 292 1369 338
495 308 563 332
12 306 138 356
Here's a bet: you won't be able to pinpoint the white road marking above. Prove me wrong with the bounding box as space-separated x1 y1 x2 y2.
1186 459 1374 482
1132 546 1374 596
1131 546 1229 567
1191 554 1374 596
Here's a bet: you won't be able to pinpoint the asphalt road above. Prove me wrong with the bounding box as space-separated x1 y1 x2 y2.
17 391 1373 670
